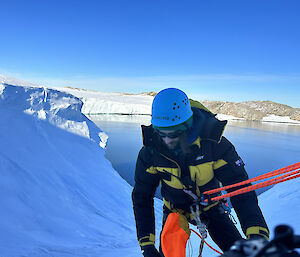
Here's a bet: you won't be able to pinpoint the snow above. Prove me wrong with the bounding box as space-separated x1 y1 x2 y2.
0 84 4 94
262 114 300 124
216 114 245 121
0 83 162 256
59 87 153 115
0 83 300 257
258 177 300 234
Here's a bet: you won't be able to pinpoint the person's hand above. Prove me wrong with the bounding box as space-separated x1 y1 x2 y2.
142 245 161 257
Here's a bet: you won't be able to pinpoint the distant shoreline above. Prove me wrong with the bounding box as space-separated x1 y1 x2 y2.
86 113 300 125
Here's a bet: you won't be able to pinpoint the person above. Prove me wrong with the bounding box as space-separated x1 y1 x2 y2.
132 88 269 257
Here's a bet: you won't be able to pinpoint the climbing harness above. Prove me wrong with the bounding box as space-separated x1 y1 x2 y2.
183 189 209 257
190 203 207 257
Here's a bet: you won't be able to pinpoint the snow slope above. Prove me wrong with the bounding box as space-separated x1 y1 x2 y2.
0 84 162 257
0 83 299 257
258 176 300 235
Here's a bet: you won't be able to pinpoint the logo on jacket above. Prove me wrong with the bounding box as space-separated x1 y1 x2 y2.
235 158 244 167
196 155 205 161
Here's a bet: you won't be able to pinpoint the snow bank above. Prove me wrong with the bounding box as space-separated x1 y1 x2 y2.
0 84 105 145
216 113 245 121
262 114 300 124
0 83 162 257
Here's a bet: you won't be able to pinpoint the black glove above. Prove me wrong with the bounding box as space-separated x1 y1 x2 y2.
141 245 161 257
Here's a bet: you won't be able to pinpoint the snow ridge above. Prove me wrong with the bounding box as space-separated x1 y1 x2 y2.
1 83 107 148
1 83 161 257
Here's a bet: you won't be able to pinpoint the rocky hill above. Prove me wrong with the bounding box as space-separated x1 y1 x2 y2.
198 100 300 122
145 91 300 122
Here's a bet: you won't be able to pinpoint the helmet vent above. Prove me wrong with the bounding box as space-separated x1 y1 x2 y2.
172 116 181 121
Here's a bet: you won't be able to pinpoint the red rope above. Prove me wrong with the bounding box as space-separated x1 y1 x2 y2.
188 163 300 255
190 228 223 255
203 162 300 196
209 170 300 201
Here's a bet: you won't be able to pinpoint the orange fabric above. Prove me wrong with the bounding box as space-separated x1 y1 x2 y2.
161 213 191 257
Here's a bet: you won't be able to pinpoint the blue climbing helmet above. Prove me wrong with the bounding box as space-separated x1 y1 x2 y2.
151 88 193 130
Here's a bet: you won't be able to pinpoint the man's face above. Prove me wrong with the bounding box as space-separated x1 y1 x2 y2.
156 129 184 150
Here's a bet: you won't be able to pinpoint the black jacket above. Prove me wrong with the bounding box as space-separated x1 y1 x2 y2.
132 107 269 248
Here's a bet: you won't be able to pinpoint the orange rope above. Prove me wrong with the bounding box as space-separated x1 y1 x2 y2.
203 162 300 195
190 228 223 255
189 163 300 255
209 170 300 202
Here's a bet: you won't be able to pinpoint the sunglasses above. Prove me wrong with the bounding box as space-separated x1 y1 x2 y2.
156 130 185 139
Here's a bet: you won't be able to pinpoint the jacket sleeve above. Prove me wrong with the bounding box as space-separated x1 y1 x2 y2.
132 146 160 248
213 137 269 240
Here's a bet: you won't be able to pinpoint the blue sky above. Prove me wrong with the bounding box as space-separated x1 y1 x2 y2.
1 0 300 107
